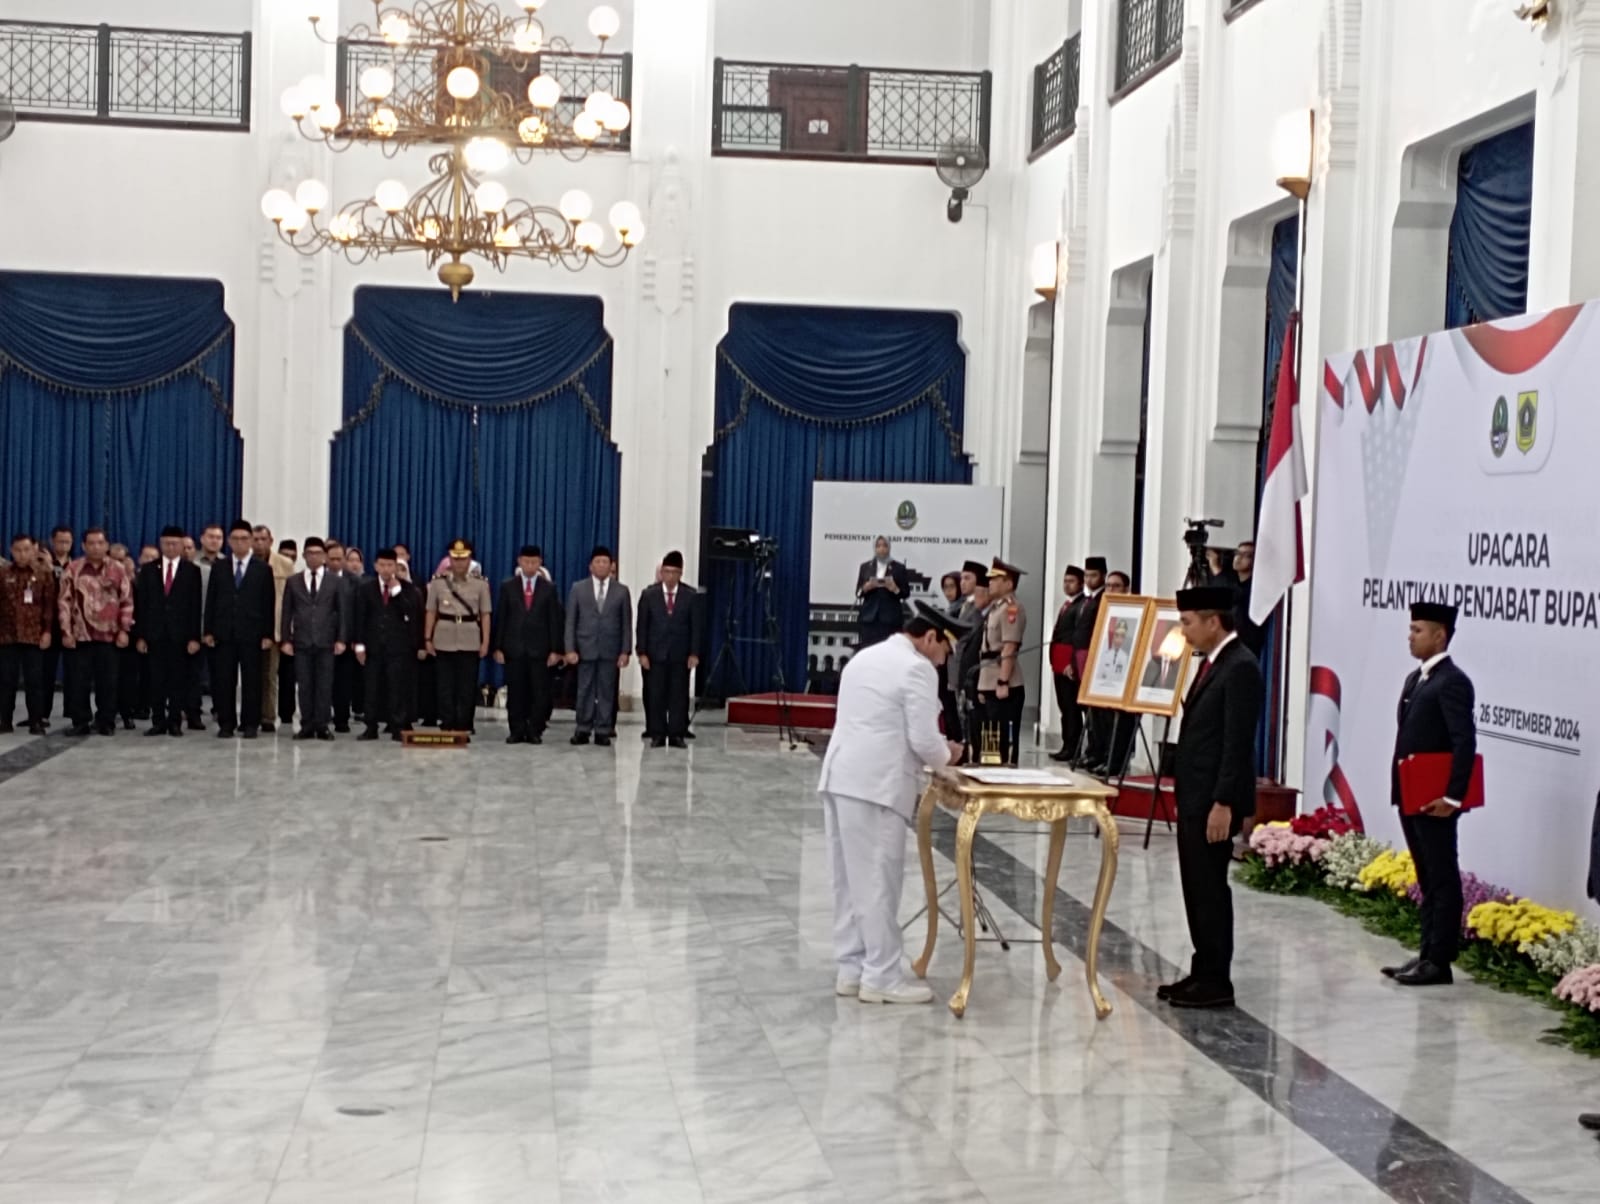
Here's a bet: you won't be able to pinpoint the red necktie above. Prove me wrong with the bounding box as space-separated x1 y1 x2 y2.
381 583 389 607
1194 659 1212 688
524 581 533 611
666 589 675 615
163 562 173 596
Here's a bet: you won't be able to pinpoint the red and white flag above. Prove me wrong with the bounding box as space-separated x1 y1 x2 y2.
1250 312 1304 625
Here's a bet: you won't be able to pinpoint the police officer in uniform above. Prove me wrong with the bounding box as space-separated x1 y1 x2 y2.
949 563 990 761
976 558 1026 766
424 540 492 736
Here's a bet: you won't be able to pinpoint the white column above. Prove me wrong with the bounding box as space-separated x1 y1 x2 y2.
1527 0 1600 310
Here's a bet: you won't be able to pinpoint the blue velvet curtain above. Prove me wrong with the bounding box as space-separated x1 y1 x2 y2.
1446 121 1534 329
706 303 970 696
1252 216 1300 779
330 287 620 672
0 271 241 548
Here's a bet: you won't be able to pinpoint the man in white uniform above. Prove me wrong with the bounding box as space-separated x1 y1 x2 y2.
818 601 968 1004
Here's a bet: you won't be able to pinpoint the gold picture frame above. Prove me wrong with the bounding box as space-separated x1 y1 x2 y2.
1075 595 1153 709
1123 599 1195 717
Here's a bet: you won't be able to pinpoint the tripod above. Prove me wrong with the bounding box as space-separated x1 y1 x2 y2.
699 550 808 749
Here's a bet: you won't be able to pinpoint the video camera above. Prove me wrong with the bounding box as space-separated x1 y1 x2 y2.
706 527 779 564
1182 516 1224 587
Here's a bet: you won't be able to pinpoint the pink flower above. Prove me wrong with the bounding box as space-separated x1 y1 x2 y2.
1249 824 1331 867
1555 964 1600 1013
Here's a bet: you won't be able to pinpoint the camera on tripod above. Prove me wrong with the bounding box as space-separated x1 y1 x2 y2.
1182 516 1224 587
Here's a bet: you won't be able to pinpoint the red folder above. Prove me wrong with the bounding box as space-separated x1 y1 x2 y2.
1398 753 1485 815
1049 644 1073 675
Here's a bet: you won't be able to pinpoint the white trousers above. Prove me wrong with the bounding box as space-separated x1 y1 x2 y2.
822 791 909 991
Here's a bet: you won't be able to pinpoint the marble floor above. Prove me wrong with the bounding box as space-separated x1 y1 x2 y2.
0 717 1594 1203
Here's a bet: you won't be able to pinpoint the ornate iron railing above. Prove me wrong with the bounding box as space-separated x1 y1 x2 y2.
1114 0 1184 95
712 58 992 164
0 20 251 129
1030 33 1080 158
336 40 632 150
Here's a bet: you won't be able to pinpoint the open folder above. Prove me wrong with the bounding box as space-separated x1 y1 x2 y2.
1397 752 1486 816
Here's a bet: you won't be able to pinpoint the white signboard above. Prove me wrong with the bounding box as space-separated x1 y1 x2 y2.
1308 302 1600 914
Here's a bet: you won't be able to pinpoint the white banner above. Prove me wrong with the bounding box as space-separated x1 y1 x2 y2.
806 483 1003 674
1308 302 1600 914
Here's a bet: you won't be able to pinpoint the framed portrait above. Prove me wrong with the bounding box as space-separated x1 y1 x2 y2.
1076 596 1152 708
1127 601 1195 717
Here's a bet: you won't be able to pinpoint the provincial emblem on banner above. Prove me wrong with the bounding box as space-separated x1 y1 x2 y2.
1490 395 1509 458
1516 390 1538 454
895 500 918 531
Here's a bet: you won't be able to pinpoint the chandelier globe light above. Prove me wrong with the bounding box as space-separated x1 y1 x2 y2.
263 0 644 298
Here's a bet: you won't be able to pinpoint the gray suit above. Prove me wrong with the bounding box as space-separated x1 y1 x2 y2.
564 576 633 736
281 568 348 733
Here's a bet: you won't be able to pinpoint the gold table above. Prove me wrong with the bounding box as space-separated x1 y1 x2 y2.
910 767 1120 1019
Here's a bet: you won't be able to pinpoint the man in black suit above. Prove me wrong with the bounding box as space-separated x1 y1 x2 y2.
133 526 204 737
636 550 705 748
855 536 910 649
280 537 348 740
493 545 564 745
1384 601 1476 988
353 549 425 741
1075 556 1112 768
1049 564 1086 762
1160 585 1263 1009
203 521 276 738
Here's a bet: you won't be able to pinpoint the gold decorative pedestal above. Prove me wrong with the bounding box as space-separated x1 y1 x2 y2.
911 767 1120 1019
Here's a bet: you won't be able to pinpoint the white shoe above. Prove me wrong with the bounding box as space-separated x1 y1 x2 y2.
858 980 933 1005
834 975 861 998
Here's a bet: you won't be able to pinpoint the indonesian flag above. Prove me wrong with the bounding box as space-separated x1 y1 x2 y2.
1250 312 1304 625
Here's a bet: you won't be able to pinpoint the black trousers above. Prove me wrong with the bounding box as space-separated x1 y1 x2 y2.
278 650 298 724
639 665 655 735
363 646 416 733
980 684 1026 766
1400 808 1463 965
1177 807 1245 986
645 657 691 738
333 650 362 726
435 651 479 732
1084 706 1116 764
504 653 552 737
148 640 194 730
0 644 46 725
213 638 263 733
67 642 120 729
40 640 61 720
1105 711 1138 778
1053 672 1083 756
295 646 335 732
187 644 213 723
939 679 963 742
118 643 148 719
416 656 438 725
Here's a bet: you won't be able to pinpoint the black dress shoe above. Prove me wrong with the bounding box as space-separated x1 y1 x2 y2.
216 727 235 738
66 725 92 738
187 716 205 732
95 724 114 736
684 730 696 740
145 725 167 737
121 718 136 731
641 731 655 742
240 728 258 740
527 733 543 745
167 725 183 737
358 728 379 741
260 722 275 733
0 720 12 734
1579 1113 1600 1132
650 737 666 748
506 733 526 745
1168 980 1236 1009
668 736 687 749
293 729 313 741
315 729 334 741
27 721 47 736
570 732 591 746
1394 960 1453 987
1381 956 1421 980
1156 976 1193 1002
390 731 404 742
1049 749 1073 762
334 722 350 734
594 734 612 747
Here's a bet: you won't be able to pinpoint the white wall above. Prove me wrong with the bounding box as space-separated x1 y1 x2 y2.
714 0 987 69
2 1 253 29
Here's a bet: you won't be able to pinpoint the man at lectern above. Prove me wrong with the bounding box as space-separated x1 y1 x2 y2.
1385 601 1477 988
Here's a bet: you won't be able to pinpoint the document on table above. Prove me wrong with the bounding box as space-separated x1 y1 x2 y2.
957 768 1081 787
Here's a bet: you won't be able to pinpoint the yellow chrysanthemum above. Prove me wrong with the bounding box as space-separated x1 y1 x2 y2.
1355 849 1417 896
1466 899 1577 951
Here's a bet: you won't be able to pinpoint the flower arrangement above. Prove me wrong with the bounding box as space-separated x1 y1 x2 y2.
1556 965 1600 1014
1290 805 1357 840
1407 872 1514 937
1237 816 1600 1059
1356 849 1417 896
1526 921 1600 981
1321 832 1388 891
1466 899 1578 952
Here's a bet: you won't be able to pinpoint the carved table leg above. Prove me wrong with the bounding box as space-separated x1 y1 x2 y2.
1040 817 1067 983
949 805 982 1018
911 785 939 979
1085 803 1121 1019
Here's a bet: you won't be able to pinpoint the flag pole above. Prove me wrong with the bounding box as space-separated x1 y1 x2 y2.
1277 173 1310 786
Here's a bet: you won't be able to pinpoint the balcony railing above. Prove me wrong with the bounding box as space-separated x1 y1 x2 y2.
0 20 251 130
1114 0 1184 96
712 58 992 164
1030 33 1080 159
335 40 632 151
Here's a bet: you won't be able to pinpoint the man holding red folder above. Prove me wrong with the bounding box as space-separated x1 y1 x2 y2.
1386 601 1477 987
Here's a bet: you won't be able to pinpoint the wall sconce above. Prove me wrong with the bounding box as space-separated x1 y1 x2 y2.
1031 240 1060 300
1272 109 1314 201
1514 1 1551 27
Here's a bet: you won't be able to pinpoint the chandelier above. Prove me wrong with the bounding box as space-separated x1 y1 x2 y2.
259 0 644 297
